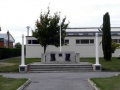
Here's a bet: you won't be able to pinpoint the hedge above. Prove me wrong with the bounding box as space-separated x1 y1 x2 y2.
0 48 21 60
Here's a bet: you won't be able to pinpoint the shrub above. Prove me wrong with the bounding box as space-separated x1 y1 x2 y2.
0 48 21 60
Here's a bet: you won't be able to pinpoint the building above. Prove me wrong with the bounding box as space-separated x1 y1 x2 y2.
0 31 15 48
26 27 120 58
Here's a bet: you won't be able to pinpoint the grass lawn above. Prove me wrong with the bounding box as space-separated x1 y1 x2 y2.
81 58 120 90
80 57 120 71
0 57 120 72
0 57 40 72
0 75 27 90
91 75 120 90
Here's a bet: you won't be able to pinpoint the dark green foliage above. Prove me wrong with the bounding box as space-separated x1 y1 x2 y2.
32 8 69 53
111 41 120 53
102 12 112 61
14 42 21 48
0 48 21 60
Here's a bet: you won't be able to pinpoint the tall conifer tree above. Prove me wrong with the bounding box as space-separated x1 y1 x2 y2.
102 12 112 61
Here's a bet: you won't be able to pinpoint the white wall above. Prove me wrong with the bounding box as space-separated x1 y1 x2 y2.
26 36 120 58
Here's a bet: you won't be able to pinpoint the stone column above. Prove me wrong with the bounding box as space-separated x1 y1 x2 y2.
19 34 27 72
93 33 101 71
76 53 80 63
26 26 30 36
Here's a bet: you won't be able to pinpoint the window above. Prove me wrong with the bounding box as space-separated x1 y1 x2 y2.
119 40 120 43
81 39 89 44
28 40 39 44
68 33 73 35
112 39 120 43
76 39 94 44
28 40 32 44
64 39 69 44
76 40 80 44
90 39 94 44
112 39 117 43
32 40 39 44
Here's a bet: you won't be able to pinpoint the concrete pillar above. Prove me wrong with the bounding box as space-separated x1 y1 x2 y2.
26 26 30 36
95 33 99 65
93 33 101 71
19 34 27 72
59 12 62 52
76 53 80 63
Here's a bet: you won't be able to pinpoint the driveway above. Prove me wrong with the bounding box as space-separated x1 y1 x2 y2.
1 72 120 90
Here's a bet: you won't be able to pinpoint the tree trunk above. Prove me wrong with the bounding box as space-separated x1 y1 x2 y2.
44 45 47 53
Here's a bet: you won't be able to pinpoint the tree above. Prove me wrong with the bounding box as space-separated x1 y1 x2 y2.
14 42 21 48
102 12 112 61
111 41 120 53
32 8 69 53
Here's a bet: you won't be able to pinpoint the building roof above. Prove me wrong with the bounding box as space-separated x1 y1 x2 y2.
26 27 120 37
0 33 15 42
66 27 120 37
66 27 120 32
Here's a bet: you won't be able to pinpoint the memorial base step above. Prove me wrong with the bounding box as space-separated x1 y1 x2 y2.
27 62 94 72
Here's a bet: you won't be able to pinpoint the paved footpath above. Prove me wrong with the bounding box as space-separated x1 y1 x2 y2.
0 72 120 90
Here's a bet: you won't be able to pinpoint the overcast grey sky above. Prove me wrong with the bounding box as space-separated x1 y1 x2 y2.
0 0 120 43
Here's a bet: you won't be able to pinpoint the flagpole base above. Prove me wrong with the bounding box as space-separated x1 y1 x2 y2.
19 65 27 73
93 64 101 71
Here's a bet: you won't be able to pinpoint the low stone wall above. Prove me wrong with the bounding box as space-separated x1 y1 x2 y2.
41 52 80 64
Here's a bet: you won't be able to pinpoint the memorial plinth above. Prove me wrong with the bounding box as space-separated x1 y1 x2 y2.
41 51 80 64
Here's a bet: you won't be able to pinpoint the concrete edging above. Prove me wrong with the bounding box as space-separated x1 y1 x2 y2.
88 79 100 90
17 79 31 90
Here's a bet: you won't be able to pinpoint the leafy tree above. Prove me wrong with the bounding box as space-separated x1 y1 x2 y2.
111 41 120 53
102 12 112 61
14 42 21 48
32 8 69 53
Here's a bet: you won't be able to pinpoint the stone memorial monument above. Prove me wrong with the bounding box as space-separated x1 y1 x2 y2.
41 51 80 64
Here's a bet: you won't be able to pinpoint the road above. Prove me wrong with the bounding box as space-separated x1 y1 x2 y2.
1 72 120 90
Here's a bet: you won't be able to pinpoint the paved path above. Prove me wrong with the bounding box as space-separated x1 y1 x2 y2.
0 72 120 90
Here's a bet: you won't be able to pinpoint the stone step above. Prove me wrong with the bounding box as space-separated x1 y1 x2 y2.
29 68 93 71
28 70 94 73
28 65 92 69
27 63 93 72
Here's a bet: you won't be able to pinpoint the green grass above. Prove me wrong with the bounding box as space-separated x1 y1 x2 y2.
91 75 120 90
0 57 40 72
0 75 27 90
1 57 120 72
80 57 120 71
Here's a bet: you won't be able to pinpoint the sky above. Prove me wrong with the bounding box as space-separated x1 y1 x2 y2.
0 0 120 44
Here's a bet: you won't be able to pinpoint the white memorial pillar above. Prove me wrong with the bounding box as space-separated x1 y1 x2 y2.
19 34 27 72
21 34 25 65
59 12 62 52
26 26 30 36
95 33 99 65
93 33 101 71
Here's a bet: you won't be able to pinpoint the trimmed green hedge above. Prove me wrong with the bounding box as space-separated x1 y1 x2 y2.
0 48 21 60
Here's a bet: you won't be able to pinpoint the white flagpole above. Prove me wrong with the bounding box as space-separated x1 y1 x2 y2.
59 12 62 52
95 33 99 65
